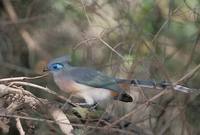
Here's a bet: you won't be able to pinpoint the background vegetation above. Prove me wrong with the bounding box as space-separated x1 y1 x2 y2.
0 0 200 134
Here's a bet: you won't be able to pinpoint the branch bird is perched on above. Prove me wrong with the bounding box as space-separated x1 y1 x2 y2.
47 56 133 106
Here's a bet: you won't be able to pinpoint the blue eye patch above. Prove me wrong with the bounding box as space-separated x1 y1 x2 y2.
49 63 64 71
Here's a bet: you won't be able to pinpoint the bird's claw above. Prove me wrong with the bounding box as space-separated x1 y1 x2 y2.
89 103 98 111
75 102 98 111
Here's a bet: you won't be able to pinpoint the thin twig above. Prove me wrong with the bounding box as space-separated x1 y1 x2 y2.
73 37 97 50
8 81 78 107
151 20 169 43
0 114 134 135
184 0 200 16
183 33 200 71
16 118 25 135
80 0 92 25
0 74 48 83
175 63 200 85
99 37 124 59
107 90 168 128
0 84 73 135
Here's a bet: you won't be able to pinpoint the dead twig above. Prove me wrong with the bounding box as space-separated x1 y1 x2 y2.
98 36 124 59
49 106 74 135
107 90 168 128
8 81 77 107
175 63 200 85
0 73 48 83
0 114 134 135
0 84 74 135
16 118 25 135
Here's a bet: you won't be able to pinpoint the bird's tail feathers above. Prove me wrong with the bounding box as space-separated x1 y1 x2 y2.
116 79 196 93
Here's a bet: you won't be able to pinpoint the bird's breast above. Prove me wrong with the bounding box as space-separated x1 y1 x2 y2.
54 77 81 94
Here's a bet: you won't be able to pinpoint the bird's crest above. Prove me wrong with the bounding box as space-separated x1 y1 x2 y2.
48 55 71 65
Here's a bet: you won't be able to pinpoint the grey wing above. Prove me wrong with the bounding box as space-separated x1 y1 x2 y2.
67 67 125 94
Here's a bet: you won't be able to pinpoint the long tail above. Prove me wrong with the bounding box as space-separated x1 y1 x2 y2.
116 79 198 93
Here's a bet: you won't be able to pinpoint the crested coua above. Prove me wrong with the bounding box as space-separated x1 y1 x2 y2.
47 56 133 105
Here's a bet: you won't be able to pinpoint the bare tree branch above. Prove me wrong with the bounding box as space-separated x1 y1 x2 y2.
16 118 25 135
48 106 74 135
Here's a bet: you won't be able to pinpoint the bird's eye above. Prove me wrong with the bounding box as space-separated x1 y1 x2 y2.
51 63 64 70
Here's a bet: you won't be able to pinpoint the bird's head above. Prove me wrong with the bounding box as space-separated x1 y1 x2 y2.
46 55 71 72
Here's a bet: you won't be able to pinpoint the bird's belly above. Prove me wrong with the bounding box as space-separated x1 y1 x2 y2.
74 83 112 105
54 78 112 105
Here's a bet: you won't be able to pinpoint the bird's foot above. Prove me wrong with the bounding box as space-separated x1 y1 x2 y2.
75 102 98 111
89 103 98 111
76 102 91 107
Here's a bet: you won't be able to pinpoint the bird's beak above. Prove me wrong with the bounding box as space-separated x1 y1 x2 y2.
43 67 49 72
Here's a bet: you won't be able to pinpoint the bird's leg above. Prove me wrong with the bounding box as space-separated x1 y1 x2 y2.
75 102 98 111
89 102 98 111
76 102 91 107
72 95 99 110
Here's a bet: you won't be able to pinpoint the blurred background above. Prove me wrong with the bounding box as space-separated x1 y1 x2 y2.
0 0 200 134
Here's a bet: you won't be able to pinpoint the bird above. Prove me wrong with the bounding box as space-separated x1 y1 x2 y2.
47 56 194 106
47 56 133 106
